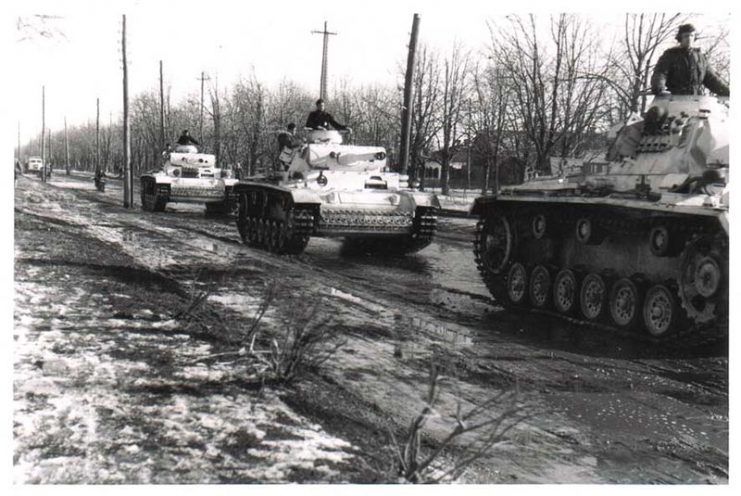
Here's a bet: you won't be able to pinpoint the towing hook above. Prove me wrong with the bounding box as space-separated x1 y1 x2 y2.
317 171 328 186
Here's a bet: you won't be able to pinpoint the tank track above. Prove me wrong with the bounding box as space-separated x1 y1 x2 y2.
473 211 728 348
141 177 168 212
238 205 314 255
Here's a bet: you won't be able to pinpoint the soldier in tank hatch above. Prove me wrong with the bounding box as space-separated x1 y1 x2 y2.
651 23 729 97
305 99 351 132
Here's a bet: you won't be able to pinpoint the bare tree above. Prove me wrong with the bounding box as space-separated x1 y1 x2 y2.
437 43 471 195
490 14 611 175
467 63 510 193
407 45 442 189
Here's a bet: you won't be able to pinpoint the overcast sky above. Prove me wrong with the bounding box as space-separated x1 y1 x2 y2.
4 0 734 143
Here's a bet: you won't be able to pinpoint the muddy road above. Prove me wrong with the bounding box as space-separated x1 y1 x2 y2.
13 172 728 484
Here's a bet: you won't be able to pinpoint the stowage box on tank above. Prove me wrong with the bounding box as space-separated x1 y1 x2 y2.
472 95 728 344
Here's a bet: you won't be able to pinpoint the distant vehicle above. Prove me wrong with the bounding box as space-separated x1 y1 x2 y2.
26 157 43 174
140 145 239 215
233 129 439 255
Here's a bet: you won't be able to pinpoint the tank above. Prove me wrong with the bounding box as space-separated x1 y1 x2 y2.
471 95 728 343
233 129 439 255
140 146 239 215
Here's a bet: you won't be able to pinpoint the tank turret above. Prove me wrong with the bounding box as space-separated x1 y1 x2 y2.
471 95 728 344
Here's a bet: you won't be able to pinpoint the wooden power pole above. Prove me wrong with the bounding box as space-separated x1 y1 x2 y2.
399 13 420 175
64 117 70 175
95 97 100 175
159 60 165 150
311 21 337 101
41 85 46 182
198 71 210 144
122 14 133 207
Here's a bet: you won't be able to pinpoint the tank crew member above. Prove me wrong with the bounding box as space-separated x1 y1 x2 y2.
175 129 200 153
651 24 729 97
277 123 302 170
305 99 351 132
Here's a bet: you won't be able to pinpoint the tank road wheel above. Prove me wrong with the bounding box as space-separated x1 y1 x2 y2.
474 213 513 275
529 265 551 309
608 278 641 330
236 194 249 243
281 209 312 255
506 262 528 305
266 220 281 252
553 268 578 314
257 219 268 246
246 218 257 245
642 284 679 338
273 221 287 253
141 178 167 212
580 273 607 321
679 236 727 325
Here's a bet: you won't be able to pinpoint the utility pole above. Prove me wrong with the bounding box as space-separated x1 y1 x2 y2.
311 20 337 101
122 14 133 207
64 117 70 175
41 85 46 182
197 71 210 144
159 60 165 150
399 13 420 175
95 97 100 176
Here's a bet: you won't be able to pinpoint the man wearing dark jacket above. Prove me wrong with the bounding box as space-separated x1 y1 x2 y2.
176 129 200 146
305 99 350 131
651 24 729 97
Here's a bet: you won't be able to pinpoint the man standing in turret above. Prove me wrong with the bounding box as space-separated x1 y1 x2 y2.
305 99 351 131
651 24 729 97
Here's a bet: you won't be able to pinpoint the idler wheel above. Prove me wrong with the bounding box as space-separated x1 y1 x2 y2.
531 214 547 239
579 273 607 321
679 236 726 324
575 218 604 245
477 214 513 275
529 265 551 308
553 268 578 314
694 256 721 298
506 262 528 305
642 284 678 338
608 278 641 329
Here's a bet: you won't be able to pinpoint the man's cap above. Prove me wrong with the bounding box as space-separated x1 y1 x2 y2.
676 24 696 40
315 99 324 105
182 129 189 133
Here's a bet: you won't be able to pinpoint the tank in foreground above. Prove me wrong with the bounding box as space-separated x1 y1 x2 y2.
233 129 439 255
472 95 728 344
140 146 239 215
